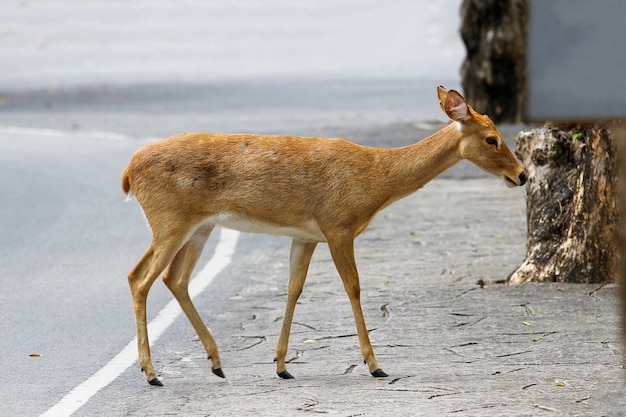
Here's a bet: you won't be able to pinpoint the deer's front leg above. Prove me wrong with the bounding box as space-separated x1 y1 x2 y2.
275 239 317 379
327 236 388 378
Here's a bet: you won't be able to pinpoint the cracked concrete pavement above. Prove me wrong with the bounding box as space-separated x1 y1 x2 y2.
74 179 625 417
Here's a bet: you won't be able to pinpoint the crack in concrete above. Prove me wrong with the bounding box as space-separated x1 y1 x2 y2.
495 350 532 358
286 350 303 364
235 336 267 351
452 316 487 327
293 321 318 331
343 364 358 374
519 303 534 315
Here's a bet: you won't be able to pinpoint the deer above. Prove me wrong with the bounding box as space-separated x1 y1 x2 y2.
122 86 526 386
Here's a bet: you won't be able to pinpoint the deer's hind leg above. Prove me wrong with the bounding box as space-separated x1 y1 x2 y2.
161 224 226 378
128 224 199 386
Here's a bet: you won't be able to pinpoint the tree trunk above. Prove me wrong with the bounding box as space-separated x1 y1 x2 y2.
460 0 527 124
508 125 619 284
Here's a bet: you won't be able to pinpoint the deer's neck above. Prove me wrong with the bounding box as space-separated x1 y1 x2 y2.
381 123 462 198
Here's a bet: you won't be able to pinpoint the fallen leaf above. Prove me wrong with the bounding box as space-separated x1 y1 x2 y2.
522 321 531 326
555 380 566 387
302 339 317 344
29 353 43 357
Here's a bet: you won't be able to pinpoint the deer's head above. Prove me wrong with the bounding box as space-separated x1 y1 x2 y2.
437 86 526 187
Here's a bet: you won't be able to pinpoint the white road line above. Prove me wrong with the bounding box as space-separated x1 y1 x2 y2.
0 125 159 142
39 228 240 417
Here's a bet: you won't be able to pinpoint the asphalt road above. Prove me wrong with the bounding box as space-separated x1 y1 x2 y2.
0 79 464 416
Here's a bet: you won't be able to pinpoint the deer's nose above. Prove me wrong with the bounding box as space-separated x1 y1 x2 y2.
519 172 527 186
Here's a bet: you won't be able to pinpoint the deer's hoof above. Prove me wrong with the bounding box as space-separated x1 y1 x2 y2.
277 370 295 379
148 377 163 386
212 367 226 378
370 369 389 378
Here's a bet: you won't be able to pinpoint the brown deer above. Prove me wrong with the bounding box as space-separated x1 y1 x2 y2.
122 86 526 385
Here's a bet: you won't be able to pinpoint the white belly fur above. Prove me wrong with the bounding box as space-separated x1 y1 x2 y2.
210 213 326 242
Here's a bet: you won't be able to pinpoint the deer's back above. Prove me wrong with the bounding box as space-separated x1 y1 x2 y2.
124 133 391 237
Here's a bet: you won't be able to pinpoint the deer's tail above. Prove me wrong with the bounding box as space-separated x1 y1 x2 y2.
121 165 134 200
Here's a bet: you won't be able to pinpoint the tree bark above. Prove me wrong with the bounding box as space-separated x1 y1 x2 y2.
508 125 619 284
615 123 626 347
460 0 527 124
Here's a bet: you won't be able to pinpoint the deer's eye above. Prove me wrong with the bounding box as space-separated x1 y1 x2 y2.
486 137 498 146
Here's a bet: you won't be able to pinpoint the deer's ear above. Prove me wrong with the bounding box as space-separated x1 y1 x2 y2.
438 87 470 122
